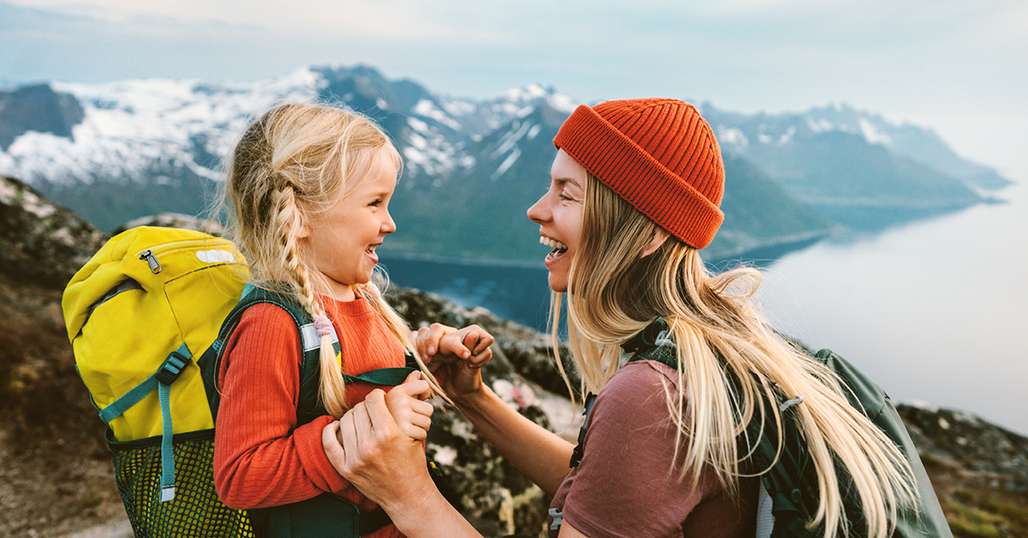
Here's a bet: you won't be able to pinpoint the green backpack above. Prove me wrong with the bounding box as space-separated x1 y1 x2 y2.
561 318 953 538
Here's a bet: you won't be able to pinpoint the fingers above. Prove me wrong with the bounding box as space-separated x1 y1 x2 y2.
352 400 374 444
439 331 473 360
392 372 432 401
417 323 455 358
458 325 494 368
321 421 347 475
469 329 495 356
339 407 360 469
415 327 433 362
410 398 434 419
468 348 492 369
364 389 398 438
406 414 431 440
381 381 435 440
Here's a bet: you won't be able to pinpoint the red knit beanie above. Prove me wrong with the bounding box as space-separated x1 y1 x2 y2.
553 98 725 249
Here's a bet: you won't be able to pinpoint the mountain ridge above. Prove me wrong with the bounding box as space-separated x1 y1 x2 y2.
0 64 1013 263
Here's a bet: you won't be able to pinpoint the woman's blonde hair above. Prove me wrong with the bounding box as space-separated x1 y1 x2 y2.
549 174 918 538
216 102 444 417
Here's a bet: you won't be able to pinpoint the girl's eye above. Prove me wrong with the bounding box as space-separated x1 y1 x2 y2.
370 199 383 207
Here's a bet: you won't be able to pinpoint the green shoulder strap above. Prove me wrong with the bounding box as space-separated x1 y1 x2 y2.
198 284 415 537
200 284 417 423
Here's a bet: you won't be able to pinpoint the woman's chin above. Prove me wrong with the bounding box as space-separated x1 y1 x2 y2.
547 273 568 292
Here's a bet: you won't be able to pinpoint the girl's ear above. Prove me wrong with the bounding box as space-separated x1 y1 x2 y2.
641 228 669 258
296 217 311 239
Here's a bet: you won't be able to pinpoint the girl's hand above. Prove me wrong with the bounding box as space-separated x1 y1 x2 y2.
322 389 437 512
383 371 434 441
416 323 495 401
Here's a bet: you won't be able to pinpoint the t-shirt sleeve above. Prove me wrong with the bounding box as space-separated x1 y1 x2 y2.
560 361 709 537
212 303 350 509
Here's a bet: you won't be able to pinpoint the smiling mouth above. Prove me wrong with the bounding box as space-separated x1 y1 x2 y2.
540 235 568 262
365 242 382 262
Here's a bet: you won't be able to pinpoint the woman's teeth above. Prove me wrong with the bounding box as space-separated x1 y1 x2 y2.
539 236 568 254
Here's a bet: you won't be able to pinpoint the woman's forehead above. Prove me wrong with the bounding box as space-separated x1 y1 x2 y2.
551 149 586 187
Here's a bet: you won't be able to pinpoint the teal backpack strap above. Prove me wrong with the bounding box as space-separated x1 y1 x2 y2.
97 342 192 502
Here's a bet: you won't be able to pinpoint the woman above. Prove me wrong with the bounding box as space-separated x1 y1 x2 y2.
321 99 933 537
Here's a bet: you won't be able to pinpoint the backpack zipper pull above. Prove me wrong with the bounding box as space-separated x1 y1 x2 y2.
140 250 162 274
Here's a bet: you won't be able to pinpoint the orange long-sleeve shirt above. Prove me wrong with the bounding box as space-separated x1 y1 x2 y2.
213 293 405 538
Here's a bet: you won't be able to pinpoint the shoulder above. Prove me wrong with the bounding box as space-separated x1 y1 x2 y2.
595 359 682 414
223 303 304 367
238 301 302 327
578 360 685 454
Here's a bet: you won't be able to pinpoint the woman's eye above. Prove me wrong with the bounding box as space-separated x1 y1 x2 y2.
558 193 574 202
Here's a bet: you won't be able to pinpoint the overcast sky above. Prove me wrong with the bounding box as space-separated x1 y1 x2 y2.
3 0 1025 180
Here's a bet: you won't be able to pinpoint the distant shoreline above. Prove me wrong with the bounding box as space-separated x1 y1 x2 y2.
380 230 831 272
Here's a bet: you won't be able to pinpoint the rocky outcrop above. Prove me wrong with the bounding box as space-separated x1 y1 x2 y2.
0 175 103 288
898 404 1028 537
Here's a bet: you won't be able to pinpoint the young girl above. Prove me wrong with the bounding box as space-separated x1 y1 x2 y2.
323 98 950 538
212 102 490 537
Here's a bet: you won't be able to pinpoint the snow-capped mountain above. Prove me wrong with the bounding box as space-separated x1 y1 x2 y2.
0 64 1012 262
704 102 1011 192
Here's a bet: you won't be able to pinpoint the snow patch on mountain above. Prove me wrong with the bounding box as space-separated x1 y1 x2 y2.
492 120 534 159
718 127 749 148
1 67 322 185
859 117 892 145
494 148 521 179
402 115 472 178
414 99 461 130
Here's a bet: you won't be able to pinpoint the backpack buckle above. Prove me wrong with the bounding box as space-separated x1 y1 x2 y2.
155 347 191 385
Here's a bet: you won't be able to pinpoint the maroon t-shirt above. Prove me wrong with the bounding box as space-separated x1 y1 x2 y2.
550 360 759 537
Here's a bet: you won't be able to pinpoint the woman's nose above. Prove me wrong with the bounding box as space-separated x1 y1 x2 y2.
527 194 548 223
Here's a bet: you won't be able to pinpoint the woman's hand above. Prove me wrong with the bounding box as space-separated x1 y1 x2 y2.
383 371 434 441
322 388 437 512
416 323 495 401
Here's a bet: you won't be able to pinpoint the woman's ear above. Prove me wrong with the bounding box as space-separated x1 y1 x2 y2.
641 228 669 258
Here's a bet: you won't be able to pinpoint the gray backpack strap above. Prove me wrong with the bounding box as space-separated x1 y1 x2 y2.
755 482 775 538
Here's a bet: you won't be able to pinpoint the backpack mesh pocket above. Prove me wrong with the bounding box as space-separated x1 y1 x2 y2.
110 431 255 537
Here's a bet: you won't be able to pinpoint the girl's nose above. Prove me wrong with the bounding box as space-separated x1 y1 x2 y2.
382 211 397 233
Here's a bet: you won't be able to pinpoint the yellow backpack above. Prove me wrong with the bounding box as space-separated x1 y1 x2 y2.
62 226 254 536
63 226 420 537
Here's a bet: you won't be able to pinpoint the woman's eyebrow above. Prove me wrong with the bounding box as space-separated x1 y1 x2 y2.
554 176 582 189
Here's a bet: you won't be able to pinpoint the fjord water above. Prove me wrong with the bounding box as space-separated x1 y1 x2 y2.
757 181 1028 435
382 182 1028 434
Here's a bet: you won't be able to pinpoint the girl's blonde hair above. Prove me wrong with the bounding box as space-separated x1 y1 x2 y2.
217 102 444 417
549 174 918 538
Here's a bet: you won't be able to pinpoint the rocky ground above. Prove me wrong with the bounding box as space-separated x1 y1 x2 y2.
1 175 1025 537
